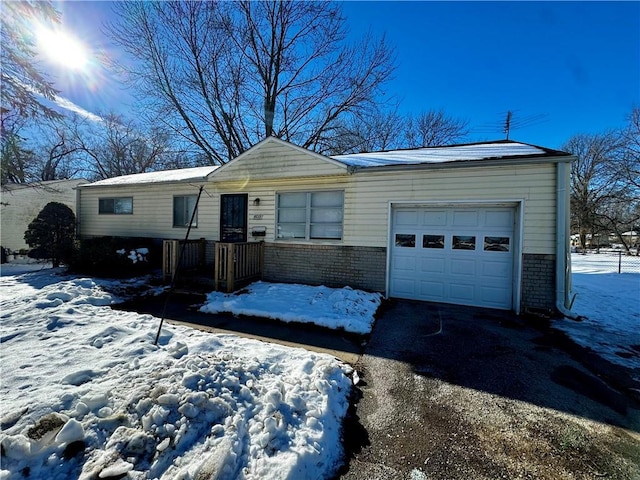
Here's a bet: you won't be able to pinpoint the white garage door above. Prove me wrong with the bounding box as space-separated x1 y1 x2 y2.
390 206 515 309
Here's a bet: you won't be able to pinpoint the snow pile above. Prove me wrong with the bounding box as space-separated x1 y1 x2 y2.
116 247 149 264
0 271 352 480
200 281 382 335
554 253 640 372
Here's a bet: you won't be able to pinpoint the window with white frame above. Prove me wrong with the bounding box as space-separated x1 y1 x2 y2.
98 197 133 214
173 195 198 227
277 191 343 240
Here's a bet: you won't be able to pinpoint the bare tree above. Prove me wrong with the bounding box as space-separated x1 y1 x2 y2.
33 118 85 181
620 106 640 190
565 132 627 250
75 113 179 180
404 110 469 147
1 1 62 119
106 1 396 164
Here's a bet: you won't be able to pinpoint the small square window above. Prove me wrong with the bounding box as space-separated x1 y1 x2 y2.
423 235 445 249
395 234 416 247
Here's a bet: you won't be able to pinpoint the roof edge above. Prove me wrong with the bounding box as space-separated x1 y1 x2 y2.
349 153 575 174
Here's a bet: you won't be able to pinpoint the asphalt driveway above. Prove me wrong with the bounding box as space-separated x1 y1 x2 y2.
115 293 640 479
338 299 640 480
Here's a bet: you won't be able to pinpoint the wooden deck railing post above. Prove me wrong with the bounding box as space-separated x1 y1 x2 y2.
226 243 235 292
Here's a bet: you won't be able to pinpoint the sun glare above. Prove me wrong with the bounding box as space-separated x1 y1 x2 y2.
36 24 89 72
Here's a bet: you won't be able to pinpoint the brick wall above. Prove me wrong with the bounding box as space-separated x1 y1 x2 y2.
521 253 556 312
263 242 386 292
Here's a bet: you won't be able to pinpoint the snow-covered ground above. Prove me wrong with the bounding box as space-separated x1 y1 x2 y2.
200 282 382 335
0 270 353 480
554 253 640 373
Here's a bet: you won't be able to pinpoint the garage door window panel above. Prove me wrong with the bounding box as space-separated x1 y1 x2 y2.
423 235 445 249
452 235 476 250
395 234 416 247
484 236 510 252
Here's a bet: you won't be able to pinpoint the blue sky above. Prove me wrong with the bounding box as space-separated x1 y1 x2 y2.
49 1 639 150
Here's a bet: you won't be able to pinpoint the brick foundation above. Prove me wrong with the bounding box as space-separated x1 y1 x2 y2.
263 242 386 293
521 253 556 312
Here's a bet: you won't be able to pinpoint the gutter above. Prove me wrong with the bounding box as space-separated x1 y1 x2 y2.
555 161 577 318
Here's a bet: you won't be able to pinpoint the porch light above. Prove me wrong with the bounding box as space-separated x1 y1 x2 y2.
253 198 260 206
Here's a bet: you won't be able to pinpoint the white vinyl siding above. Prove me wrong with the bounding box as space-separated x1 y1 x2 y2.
79 184 216 240
277 191 344 240
173 195 198 228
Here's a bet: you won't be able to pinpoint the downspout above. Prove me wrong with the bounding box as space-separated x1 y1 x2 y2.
556 161 576 317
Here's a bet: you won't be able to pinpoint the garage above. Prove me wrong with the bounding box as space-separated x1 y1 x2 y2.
389 205 517 309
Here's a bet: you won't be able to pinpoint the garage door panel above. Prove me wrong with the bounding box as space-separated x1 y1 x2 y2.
391 205 515 310
419 281 445 300
450 258 476 276
394 254 417 272
449 283 475 302
484 210 513 228
395 210 419 226
481 260 511 278
421 210 447 226
452 210 480 227
481 286 511 306
391 278 417 296
420 257 445 274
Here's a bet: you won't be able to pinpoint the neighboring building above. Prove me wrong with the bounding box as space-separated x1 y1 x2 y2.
1 179 88 253
78 138 575 314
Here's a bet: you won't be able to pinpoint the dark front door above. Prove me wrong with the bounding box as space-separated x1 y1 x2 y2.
220 194 248 242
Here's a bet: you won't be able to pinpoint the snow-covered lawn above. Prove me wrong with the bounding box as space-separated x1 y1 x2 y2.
0 270 353 480
554 253 640 373
200 282 382 335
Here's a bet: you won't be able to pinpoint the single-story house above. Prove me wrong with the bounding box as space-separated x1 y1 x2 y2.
1 179 88 254
77 137 575 314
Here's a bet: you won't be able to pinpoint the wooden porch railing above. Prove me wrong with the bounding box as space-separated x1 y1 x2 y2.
214 241 264 293
162 238 207 282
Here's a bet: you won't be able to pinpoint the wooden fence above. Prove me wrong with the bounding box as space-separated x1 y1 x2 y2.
214 241 264 292
162 238 207 282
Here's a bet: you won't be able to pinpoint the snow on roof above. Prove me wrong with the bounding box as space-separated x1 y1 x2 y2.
331 141 565 168
82 166 219 187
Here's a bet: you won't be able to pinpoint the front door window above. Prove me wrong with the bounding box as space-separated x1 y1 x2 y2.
220 194 247 242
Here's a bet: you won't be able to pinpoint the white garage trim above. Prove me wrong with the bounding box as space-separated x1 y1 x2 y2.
386 200 524 313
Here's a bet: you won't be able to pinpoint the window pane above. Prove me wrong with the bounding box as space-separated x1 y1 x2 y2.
277 224 305 239
311 224 342 239
311 191 343 208
452 235 476 250
423 235 445 249
174 195 197 227
114 198 132 214
278 192 306 208
395 234 415 247
311 208 343 223
278 208 306 223
484 236 510 252
98 198 113 214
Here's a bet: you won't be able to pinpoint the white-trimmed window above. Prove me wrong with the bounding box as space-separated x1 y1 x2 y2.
277 191 343 240
98 197 133 214
173 195 198 227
